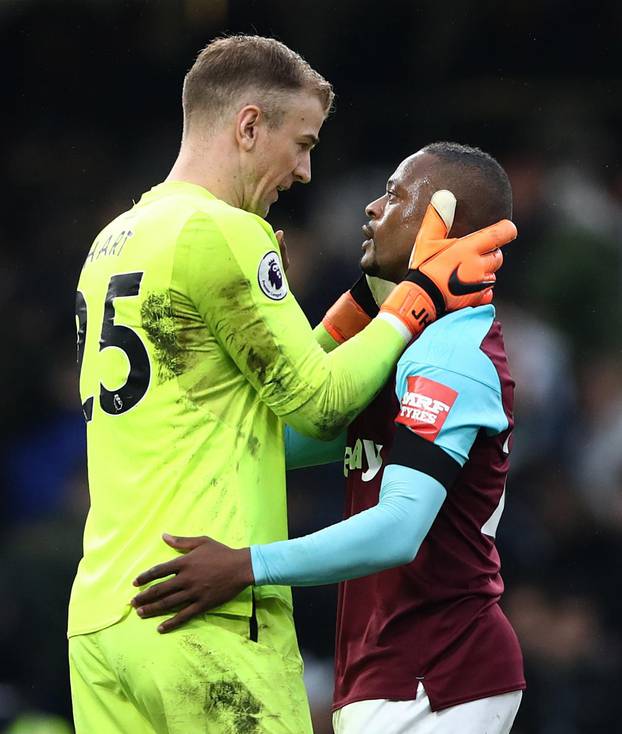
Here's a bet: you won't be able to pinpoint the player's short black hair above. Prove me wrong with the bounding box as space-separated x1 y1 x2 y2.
421 142 512 235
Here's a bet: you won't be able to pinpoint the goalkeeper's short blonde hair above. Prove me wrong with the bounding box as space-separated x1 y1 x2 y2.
182 35 334 135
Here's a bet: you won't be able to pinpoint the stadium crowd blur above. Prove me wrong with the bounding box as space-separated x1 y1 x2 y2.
3 1 621 732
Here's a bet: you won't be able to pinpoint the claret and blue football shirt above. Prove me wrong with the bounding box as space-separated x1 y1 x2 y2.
335 305 525 711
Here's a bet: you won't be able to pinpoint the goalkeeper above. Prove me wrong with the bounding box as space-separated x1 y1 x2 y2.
68 35 516 734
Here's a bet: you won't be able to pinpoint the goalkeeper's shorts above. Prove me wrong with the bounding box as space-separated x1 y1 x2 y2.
69 595 312 734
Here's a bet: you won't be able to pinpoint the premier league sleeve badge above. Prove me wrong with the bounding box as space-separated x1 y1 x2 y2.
257 251 288 301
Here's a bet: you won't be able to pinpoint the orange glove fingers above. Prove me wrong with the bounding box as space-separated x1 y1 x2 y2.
482 247 503 275
478 287 494 306
452 287 495 310
458 219 518 254
452 248 503 288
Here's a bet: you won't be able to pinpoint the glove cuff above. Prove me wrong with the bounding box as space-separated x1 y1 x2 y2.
322 290 373 344
404 270 446 319
379 281 438 338
350 274 380 318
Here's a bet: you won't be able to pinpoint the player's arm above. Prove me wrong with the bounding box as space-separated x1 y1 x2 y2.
317 273 393 346
312 321 340 352
249 347 507 587
182 211 398 439
130 333 508 628
250 463 449 586
129 431 461 628
280 320 348 468
281 323 364 469
284 281 370 469
130 460 451 632
285 425 345 470
286 278 380 466
183 196 515 439
284 275 391 467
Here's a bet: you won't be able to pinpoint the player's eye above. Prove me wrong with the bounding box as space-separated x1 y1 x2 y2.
386 189 398 201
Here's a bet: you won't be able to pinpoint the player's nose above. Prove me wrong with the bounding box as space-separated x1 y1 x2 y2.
293 152 311 184
365 195 384 219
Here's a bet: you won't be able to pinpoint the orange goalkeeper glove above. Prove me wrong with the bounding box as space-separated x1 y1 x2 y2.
322 190 517 343
321 274 381 344
379 189 516 338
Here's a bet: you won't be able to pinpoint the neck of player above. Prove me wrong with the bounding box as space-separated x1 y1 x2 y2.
166 133 246 211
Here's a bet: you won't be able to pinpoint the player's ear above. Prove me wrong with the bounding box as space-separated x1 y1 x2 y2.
236 105 262 151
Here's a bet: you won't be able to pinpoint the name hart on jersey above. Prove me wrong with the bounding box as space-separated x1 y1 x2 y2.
85 228 134 265
343 438 383 481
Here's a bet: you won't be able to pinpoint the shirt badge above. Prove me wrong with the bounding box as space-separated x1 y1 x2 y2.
395 375 458 441
257 251 288 301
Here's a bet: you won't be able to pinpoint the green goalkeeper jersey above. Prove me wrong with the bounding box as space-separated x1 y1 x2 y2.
68 181 405 636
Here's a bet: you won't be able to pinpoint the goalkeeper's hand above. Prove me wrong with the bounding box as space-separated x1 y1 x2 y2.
321 274 395 344
322 190 517 343
380 190 516 337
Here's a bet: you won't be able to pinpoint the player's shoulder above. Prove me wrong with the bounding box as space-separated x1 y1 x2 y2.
399 305 502 391
135 181 275 245
188 192 275 246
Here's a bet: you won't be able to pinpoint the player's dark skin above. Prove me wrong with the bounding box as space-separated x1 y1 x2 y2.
131 150 486 632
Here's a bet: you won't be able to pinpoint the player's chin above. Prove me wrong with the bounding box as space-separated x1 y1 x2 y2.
250 195 272 218
261 189 280 217
360 251 380 277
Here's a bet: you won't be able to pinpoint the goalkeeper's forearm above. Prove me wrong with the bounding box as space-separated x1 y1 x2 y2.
281 316 407 439
277 320 348 469
287 278 396 439
312 321 340 353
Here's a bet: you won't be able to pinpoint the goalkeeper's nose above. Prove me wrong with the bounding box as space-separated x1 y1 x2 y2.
294 152 312 184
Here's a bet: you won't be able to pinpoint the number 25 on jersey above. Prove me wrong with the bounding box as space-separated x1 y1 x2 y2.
75 272 151 422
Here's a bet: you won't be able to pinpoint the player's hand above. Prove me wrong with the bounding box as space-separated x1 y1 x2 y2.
321 273 381 343
275 229 290 272
131 534 254 633
380 190 517 337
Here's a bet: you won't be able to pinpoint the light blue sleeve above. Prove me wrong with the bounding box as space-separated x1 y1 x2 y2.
395 305 508 465
284 425 346 470
250 464 446 586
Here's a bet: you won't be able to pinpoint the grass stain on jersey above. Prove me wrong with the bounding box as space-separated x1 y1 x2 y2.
246 347 269 383
217 280 285 393
141 291 185 382
247 435 260 457
316 407 358 441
